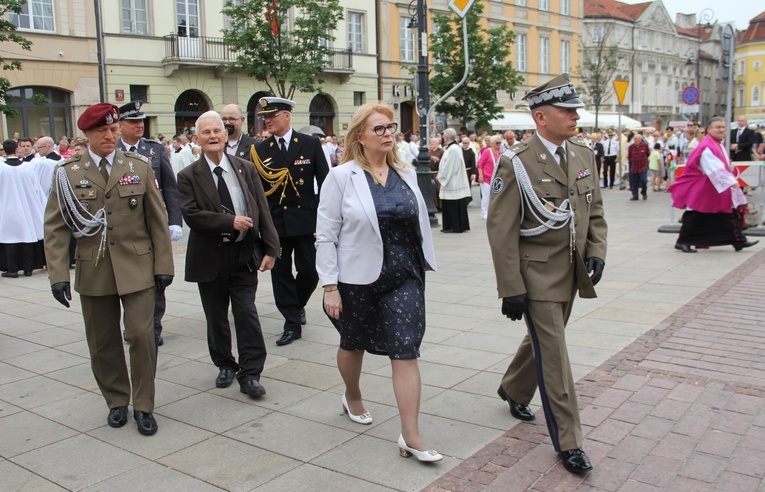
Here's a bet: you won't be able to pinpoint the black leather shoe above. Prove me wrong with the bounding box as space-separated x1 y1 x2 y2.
215 367 236 388
734 240 759 252
240 379 266 398
560 448 593 474
134 411 158 436
674 244 697 253
497 386 535 421
629 196 638 201
2 271 19 278
300 308 307 325
276 331 301 346
107 406 128 428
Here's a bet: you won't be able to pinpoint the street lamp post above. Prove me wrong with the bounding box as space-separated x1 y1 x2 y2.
688 8 714 124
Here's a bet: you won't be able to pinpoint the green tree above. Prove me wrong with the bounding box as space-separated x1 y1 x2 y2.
577 22 623 130
429 1 523 130
223 0 343 100
0 1 37 116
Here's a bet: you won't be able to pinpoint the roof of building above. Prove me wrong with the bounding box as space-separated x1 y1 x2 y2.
739 11 765 44
584 0 650 22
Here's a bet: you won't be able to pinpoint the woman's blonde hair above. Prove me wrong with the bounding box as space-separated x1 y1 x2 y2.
489 134 503 145
340 103 412 183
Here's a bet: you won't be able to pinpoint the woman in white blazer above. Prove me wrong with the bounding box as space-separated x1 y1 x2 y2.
316 103 441 462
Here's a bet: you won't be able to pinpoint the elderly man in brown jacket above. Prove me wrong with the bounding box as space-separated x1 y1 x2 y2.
487 73 607 474
44 103 174 436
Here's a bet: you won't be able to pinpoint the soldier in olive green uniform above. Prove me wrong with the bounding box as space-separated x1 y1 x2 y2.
44 103 174 436
487 74 607 474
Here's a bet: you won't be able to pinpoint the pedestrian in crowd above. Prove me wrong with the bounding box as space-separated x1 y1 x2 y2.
649 142 663 192
44 103 174 436
0 139 46 278
461 136 477 188
58 138 75 159
221 103 258 161
476 134 501 220
438 128 471 233
409 134 420 164
500 130 516 154
117 100 183 347
628 133 649 201
170 135 193 174
73 141 87 154
31 135 61 195
316 102 441 463
430 136 444 211
334 138 346 164
590 132 604 182
253 97 329 346
669 117 759 254
177 111 279 398
730 115 755 162
602 129 619 189
487 73 607 475
395 133 409 164
18 138 35 162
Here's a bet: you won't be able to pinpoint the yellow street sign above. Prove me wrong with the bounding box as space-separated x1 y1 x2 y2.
613 79 629 106
449 0 475 18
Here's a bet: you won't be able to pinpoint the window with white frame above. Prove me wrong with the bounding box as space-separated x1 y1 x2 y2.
516 0 527 6
399 17 415 62
348 11 364 53
560 40 570 74
753 86 761 107
591 26 603 43
10 0 54 31
737 88 743 107
737 60 745 75
539 0 549 11
516 33 527 72
224 0 244 31
561 0 569 15
122 0 149 34
539 37 549 74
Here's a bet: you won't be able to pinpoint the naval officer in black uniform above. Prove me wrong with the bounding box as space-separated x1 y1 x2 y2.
254 97 330 346
118 100 183 347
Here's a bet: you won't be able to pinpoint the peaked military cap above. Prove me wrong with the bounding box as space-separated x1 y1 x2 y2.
119 100 146 120
258 97 296 115
523 73 585 110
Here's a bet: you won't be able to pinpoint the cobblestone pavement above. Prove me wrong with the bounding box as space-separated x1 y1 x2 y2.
1 186 763 491
426 248 765 491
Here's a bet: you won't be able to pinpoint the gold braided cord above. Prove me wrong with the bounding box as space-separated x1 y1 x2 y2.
250 145 300 204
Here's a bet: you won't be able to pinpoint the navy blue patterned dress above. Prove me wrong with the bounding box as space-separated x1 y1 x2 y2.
331 169 426 359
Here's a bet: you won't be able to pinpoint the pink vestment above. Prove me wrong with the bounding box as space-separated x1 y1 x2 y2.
668 135 734 214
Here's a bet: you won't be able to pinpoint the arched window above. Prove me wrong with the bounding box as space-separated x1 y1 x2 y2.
246 91 271 137
309 94 335 136
174 89 210 135
6 86 72 140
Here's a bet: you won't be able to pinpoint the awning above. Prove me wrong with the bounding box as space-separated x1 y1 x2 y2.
488 112 535 131
577 110 641 128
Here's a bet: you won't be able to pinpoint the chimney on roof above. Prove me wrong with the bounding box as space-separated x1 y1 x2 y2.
675 13 697 29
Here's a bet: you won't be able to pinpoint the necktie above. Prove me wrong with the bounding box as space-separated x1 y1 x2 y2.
279 137 287 154
99 158 110 183
556 146 568 176
608 140 612 154
213 166 235 215
129 146 136 152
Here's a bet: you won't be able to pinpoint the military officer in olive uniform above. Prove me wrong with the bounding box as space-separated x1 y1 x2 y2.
43 103 175 436
117 100 183 347
254 97 330 346
487 74 607 474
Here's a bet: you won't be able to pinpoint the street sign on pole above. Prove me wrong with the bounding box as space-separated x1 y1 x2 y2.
682 86 700 105
682 104 700 115
448 0 475 18
613 80 629 106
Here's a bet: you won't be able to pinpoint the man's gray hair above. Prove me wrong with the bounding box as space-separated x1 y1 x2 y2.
443 128 457 142
196 110 224 130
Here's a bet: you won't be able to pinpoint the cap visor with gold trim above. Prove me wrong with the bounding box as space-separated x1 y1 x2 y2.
258 97 296 115
523 73 585 110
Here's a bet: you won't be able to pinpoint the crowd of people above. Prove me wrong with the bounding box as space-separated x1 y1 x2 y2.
5 71 765 472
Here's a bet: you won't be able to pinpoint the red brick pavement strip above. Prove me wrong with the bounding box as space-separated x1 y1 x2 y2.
424 249 765 491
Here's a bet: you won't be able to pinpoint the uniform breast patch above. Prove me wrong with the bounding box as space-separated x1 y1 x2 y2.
492 177 504 194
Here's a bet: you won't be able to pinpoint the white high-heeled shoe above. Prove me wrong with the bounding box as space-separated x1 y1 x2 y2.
341 394 373 425
398 434 443 462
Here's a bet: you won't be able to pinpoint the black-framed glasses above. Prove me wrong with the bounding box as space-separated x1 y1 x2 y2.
372 123 397 136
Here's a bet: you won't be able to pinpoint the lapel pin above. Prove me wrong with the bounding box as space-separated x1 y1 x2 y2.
293 137 298 143
541 153 547 160
71 164 80 172
84 161 90 169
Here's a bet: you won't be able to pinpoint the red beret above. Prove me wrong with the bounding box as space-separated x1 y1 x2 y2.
78 103 120 132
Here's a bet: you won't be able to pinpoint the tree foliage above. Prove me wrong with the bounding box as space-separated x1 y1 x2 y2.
0 0 36 116
223 0 343 100
429 1 523 130
577 22 623 129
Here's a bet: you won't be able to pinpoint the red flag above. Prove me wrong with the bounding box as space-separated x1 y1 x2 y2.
266 0 278 36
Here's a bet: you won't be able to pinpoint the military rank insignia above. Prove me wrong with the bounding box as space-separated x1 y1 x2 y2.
492 177 504 194
119 175 141 185
576 169 591 180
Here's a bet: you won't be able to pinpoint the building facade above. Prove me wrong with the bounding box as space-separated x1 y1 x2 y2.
734 11 765 125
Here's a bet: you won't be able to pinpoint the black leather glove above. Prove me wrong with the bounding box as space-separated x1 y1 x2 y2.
51 281 72 308
154 275 173 293
501 294 527 321
586 257 605 286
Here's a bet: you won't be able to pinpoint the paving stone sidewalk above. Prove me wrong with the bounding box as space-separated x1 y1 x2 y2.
426 248 765 491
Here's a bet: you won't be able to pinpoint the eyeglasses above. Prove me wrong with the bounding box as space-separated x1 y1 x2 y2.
371 123 397 136
263 112 286 120
221 117 241 122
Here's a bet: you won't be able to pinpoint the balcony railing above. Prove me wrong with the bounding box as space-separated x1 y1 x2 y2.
163 35 354 74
